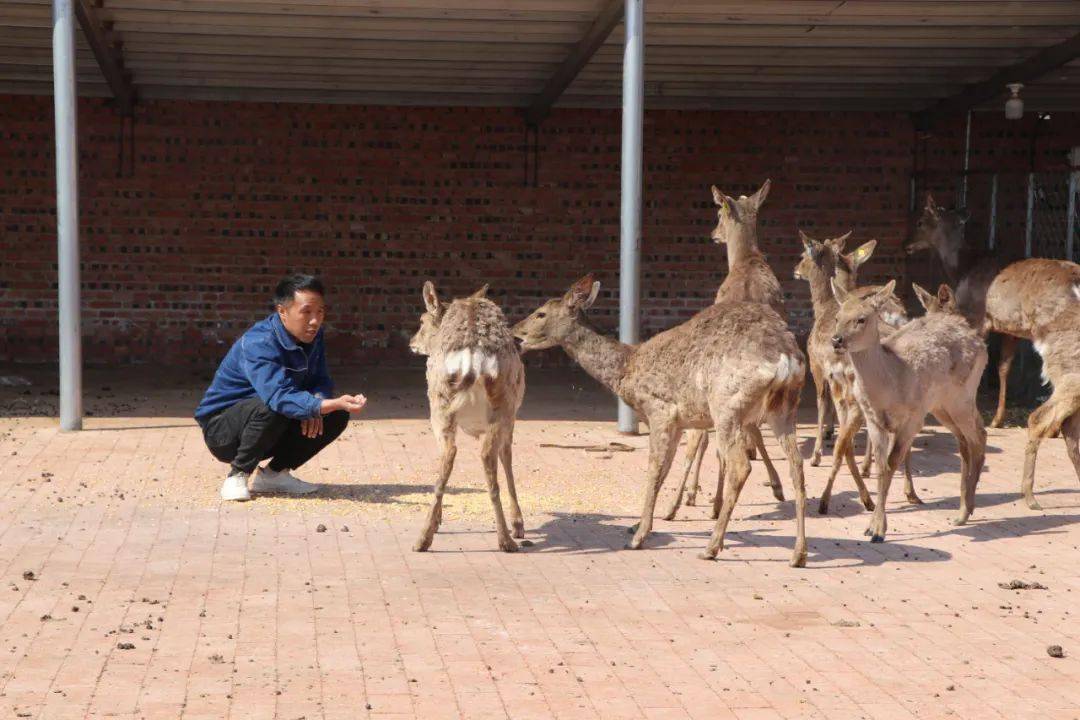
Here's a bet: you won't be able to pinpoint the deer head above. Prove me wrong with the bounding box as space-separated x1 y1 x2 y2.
831 279 898 352
512 274 600 351
913 282 959 315
409 280 444 355
793 230 873 290
710 179 770 245
906 193 970 262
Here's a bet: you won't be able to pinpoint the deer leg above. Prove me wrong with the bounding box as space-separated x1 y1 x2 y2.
811 375 831 467
498 426 525 539
902 451 922 505
769 411 808 568
627 421 682 550
700 423 751 561
819 407 873 514
750 425 784 501
864 423 903 542
480 431 517 552
686 430 708 507
859 440 873 479
991 334 1018 428
662 430 706 521
955 407 986 525
710 450 727 521
1064 414 1080 484
414 418 457 552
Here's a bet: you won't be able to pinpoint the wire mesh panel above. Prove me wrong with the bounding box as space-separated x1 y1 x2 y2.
1028 172 1077 260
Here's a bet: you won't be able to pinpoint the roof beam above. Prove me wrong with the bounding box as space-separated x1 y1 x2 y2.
921 29 1080 117
523 0 622 125
73 0 134 114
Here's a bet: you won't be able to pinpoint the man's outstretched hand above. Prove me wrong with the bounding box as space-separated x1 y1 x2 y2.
322 394 367 415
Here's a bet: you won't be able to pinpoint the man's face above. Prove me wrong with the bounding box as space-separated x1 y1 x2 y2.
277 289 326 344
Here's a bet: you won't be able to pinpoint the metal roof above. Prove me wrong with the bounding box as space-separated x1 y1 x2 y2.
2 0 1080 113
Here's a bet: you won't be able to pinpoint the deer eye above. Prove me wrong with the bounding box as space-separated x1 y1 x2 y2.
536 312 546 319
856 316 866 325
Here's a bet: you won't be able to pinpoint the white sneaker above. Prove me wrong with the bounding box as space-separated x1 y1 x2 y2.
251 467 318 495
220 471 251 502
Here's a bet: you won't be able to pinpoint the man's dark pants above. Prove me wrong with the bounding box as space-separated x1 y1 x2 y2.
198 398 349 475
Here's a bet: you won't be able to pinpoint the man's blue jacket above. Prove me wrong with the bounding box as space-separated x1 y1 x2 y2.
195 313 332 421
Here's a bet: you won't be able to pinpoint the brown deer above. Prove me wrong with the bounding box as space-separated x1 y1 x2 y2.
794 231 923 514
906 194 1080 427
1021 304 1080 509
830 279 987 542
409 282 526 553
513 275 809 566
665 179 784 520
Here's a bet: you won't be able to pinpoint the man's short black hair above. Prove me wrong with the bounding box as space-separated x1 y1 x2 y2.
274 274 325 307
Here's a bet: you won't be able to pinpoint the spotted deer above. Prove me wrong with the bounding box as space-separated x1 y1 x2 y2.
830 279 987 542
1021 304 1080 509
409 282 526 553
665 179 785 521
513 275 809 566
906 194 1080 427
794 231 923 515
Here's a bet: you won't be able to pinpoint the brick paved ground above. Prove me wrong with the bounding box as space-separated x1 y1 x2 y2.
1 366 1078 720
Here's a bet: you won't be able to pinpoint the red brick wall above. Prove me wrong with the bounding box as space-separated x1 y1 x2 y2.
2 96 924 366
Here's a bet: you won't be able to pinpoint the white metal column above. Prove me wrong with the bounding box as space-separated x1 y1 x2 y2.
53 0 82 431
617 0 644 434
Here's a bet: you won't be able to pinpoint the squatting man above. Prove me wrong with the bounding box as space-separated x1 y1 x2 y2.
195 274 367 501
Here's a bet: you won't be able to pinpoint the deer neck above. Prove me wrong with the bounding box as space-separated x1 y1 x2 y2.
560 319 633 399
845 328 903 409
725 225 761 267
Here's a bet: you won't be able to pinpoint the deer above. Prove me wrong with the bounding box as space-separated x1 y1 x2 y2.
906 194 1080 427
409 282 527 553
664 179 785 521
830 278 987 542
912 282 960 316
513 275 809 566
793 231 924 515
1021 304 1080 510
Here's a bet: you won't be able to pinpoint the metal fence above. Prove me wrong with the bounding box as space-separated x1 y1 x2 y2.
920 170 1079 261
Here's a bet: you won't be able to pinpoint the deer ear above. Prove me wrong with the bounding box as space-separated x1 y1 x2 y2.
924 193 941 218
710 185 724 206
828 230 853 253
751 178 771 209
564 274 600 312
719 193 743 224
470 284 489 299
937 283 955 305
422 281 440 314
847 239 877 269
912 282 934 311
830 278 850 304
870 279 898 308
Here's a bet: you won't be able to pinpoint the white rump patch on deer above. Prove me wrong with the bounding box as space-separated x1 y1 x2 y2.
1072 283 1080 301
771 353 800 382
1033 340 1052 386
444 349 499 380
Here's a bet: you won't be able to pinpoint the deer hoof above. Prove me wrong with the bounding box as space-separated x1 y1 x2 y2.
626 523 639 535
625 536 645 550
512 522 525 539
1025 497 1043 511
817 500 831 515
906 494 924 505
685 495 697 507
499 537 519 553
861 497 875 512
697 551 717 561
790 551 807 568
810 453 822 467
870 534 885 544
771 485 785 503
413 537 433 553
